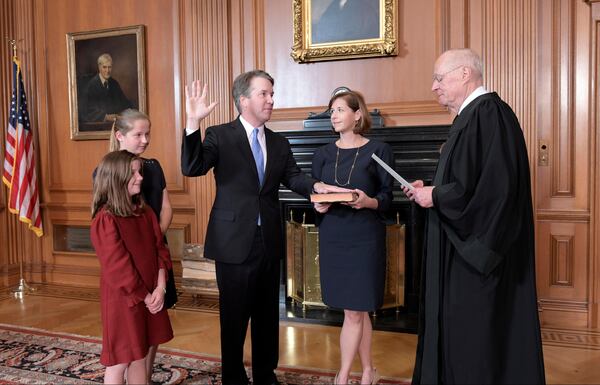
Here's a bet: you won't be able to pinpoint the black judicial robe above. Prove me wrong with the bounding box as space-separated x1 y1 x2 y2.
412 92 545 384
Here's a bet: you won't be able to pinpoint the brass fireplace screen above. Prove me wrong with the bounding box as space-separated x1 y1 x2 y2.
286 214 405 308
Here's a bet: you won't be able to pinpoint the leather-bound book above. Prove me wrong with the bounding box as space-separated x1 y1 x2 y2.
310 192 358 203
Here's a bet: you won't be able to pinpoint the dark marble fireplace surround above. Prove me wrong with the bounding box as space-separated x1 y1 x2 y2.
277 124 450 333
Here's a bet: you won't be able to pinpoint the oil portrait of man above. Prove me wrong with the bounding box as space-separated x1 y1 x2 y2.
68 28 144 138
311 0 380 45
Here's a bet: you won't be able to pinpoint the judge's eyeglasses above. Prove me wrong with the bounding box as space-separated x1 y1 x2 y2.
432 66 464 83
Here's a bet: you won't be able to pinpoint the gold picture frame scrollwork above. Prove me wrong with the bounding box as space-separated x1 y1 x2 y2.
291 0 398 63
66 25 146 140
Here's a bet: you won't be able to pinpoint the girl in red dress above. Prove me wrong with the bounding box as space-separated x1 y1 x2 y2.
108 109 175 381
91 150 173 384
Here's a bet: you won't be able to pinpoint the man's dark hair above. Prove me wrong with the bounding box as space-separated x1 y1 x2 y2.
232 70 274 113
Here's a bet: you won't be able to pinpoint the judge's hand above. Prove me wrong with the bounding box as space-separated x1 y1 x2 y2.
313 182 353 194
185 80 218 132
342 188 378 210
403 180 434 208
314 202 331 213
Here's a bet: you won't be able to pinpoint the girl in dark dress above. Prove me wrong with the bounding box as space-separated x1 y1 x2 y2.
108 109 174 381
91 150 173 384
312 91 393 384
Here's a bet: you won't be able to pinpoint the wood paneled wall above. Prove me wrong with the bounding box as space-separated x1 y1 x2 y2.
535 0 594 328
588 0 600 328
1 0 599 329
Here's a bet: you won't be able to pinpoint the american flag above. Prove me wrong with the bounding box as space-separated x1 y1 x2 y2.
2 56 43 237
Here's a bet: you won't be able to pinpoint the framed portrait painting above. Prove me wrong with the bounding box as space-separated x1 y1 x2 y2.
66 25 146 140
291 0 398 63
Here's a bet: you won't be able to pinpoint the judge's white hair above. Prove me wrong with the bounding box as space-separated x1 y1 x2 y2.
444 48 483 78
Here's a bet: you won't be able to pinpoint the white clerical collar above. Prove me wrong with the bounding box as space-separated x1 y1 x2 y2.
239 115 264 138
458 86 489 115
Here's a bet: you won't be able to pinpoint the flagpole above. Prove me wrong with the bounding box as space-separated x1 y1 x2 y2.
7 39 36 299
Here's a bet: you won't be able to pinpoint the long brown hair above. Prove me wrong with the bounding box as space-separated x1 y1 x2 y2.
92 150 144 218
108 109 150 152
328 90 371 134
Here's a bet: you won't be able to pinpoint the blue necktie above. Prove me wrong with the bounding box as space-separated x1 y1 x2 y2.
251 128 265 186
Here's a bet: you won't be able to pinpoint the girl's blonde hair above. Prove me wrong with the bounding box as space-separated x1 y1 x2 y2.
92 150 144 218
108 109 151 152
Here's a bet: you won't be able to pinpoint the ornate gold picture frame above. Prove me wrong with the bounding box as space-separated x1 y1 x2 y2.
291 0 397 63
66 25 146 140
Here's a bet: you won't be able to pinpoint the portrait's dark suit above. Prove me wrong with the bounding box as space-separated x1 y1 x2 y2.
312 0 380 44
80 74 132 122
181 117 316 385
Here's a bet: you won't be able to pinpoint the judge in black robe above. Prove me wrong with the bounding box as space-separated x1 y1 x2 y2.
405 48 545 384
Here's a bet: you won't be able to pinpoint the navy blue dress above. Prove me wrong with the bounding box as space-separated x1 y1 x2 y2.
312 140 393 311
140 158 167 218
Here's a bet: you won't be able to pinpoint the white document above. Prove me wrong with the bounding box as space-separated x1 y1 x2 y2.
371 153 415 191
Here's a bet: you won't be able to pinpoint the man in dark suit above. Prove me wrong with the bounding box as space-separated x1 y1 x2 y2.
80 53 132 123
181 71 343 385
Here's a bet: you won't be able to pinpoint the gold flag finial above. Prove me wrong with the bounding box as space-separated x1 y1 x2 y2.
7 38 16 57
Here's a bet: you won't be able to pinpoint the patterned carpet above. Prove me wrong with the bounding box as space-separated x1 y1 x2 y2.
0 324 410 384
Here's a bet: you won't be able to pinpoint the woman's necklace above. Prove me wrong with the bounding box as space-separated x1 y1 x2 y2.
334 145 360 186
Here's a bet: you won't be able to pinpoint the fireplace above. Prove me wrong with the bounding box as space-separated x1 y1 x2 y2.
278 124 449 330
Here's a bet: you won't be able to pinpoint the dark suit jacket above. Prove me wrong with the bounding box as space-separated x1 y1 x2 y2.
81 75 132 122
181 117 316 264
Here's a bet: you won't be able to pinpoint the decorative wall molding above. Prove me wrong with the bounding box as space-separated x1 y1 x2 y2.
536 209 591 222
269 101 448 123
551 0 576 197
435 0 451 53
541 327 600 350
551 235 574 287
539 298 589 312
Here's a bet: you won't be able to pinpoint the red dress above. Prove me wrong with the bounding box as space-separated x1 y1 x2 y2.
91 206 174 366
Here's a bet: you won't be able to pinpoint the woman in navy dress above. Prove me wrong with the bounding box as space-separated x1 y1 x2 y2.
312 90 393 384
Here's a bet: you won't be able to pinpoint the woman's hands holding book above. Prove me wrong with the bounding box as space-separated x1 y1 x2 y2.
342 189 378 210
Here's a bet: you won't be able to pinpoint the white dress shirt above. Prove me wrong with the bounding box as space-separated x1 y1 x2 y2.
184 116 268 170
239 116 267 170
458 86 489 115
